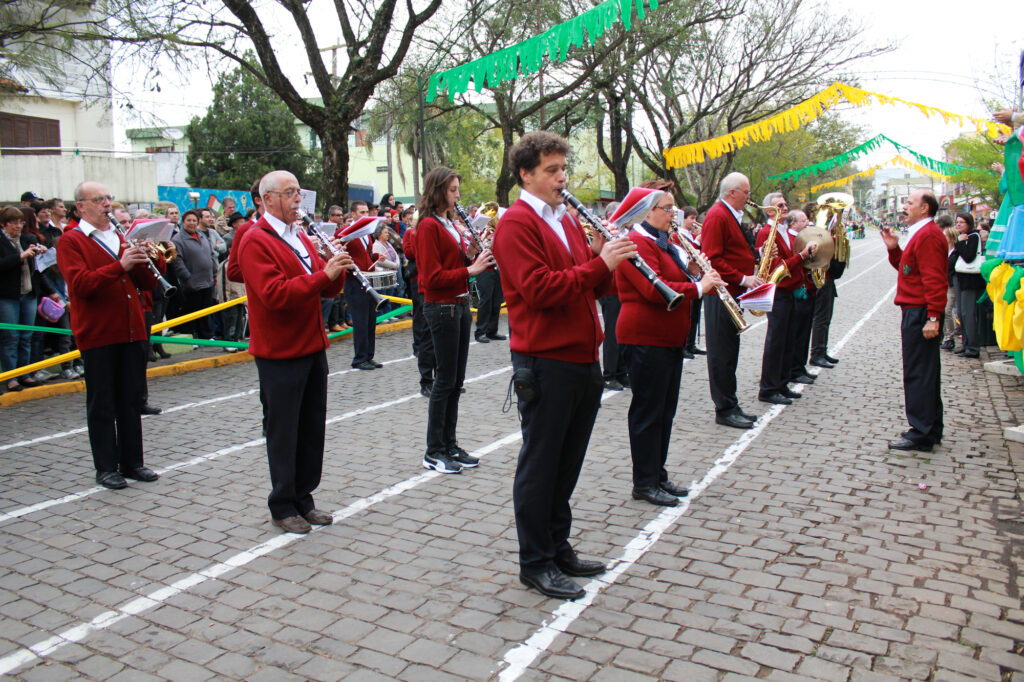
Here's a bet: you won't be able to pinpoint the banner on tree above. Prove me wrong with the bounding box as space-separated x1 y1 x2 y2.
663 82 1011 169
425 0 658 103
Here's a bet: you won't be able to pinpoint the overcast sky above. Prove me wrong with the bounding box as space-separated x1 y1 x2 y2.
114 0 1024 175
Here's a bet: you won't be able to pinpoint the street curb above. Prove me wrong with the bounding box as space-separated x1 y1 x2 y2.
0 318 414 407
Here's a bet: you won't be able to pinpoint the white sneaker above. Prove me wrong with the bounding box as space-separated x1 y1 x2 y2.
33 369 56 381
60 368 77 380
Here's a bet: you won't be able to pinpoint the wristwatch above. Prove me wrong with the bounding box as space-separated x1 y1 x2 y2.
927 316 938 322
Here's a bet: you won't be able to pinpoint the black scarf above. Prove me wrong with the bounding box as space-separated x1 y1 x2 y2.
640 221 686 273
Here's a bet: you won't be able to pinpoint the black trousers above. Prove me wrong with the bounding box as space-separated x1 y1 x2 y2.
346 278 377 366
255 350 328 519
511 352 603 573
474 268 504 338
599 294 629 381
424 300 471 454
901 307 944 445
80 341 147 474
788 293 814 380
686 297 703 350
811 279 836 360
705 293 742 414
957 286 983 354
759 289 795 395
182 287 214 339
408 278 435 385
626 344 683 488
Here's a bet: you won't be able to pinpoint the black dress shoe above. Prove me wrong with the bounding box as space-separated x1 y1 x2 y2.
809 358 835 369
758 392 793 405
888 437 932 452
371 360 383 368
272 515 312 534
520 567 585 600
962 351 980 358
659 480 689 497
954 349 966 356
682 349 695 360
604 379 624 391
475 336 490 343
688 346 707 355
487 333 507 340
633 486 679 506
420 384 432 397
619 375 631 388
716 413 754 429
791 372 816 384
155 347 172 359
97 471 127 489
122 466 159 482
824 354 839 364
736 408 757 422
140 404 162 415
148 352 158 363
781 388 802 399
354 361 376 370
555 554 607 577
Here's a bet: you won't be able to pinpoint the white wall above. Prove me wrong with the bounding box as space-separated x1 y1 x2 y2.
0 155 157 203
0 95 114 152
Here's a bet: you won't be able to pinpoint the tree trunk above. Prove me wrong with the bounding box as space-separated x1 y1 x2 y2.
495 124 517 206
321 124 351 210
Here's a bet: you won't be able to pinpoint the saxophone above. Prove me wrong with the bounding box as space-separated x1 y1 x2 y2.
672 220 750 334
746 201 789 317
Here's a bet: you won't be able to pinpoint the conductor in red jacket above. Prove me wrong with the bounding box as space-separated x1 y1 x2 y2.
493 131 635 601
238 170 351 534
57 181 159 490
616 185 723 507
700 172 764 429
881 189 947 452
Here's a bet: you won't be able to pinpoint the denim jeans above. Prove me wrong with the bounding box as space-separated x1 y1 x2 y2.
0 293 38 380
423 299 471 453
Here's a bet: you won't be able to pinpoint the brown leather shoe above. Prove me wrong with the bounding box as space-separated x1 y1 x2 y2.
303 509 333 525
272 515 312 534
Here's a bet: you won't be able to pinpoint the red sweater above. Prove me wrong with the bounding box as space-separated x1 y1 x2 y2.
755 224 806 292
402 227 418 281
238 217 345 359
492 199 612 363
701 200 754 297
417 215 470 302
56 227 157 351
888 220 948 317
615 230 699 347
226 219 255 283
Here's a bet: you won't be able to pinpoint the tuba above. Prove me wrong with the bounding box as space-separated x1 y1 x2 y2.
809 191 852 286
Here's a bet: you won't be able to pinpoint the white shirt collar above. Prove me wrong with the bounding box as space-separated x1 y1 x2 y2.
79 218 120 254
721 199 743 225
520 189 567 224
264 211 297 238
77 218 103 237
906 217 931 243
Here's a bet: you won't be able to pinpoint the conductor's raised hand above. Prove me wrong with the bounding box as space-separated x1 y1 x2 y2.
879 226 899 250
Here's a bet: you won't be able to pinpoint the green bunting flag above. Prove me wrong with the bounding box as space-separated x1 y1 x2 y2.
768 134 983 183
426 0 658 103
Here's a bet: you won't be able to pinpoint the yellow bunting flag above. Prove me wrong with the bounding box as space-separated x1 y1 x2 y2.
663 82 1011 169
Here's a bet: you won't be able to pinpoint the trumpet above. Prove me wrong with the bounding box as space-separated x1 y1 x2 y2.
297 209 387 311
672 220 750 334
560 189 686 311
106 213 177 298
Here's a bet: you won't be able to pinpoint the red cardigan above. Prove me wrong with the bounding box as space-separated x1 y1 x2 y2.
492 199 612 363
888 220 948 317
755 224 806 292
416 215 470 302
238 217 345 359
226 219 255 283
701 200 754 297
402 227 418 281
615 229 699 347
56 227 157 351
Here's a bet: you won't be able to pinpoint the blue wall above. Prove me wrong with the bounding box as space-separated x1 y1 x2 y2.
157 186 252 215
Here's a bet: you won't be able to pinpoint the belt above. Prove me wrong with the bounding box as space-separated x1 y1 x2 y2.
430 295 470 305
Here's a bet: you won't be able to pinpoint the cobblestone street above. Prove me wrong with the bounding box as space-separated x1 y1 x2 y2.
1 236 1023 681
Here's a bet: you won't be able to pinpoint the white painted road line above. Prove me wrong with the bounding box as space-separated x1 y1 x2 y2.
0 365 511 526
495 283 897 681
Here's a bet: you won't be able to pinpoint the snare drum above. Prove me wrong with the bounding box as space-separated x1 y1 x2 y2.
365 269 398 290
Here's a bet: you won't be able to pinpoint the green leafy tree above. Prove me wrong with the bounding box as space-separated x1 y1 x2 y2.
185 62 313 190
944 133 1003 207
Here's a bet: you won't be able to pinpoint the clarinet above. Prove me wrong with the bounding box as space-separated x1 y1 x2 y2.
453 203 487 254
559 189 685 311
297 210 387 311
106 213 177 298
672 221 750 334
